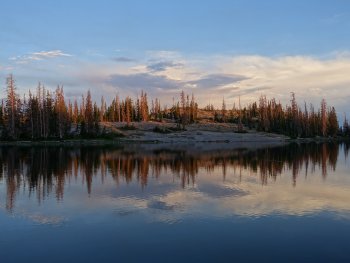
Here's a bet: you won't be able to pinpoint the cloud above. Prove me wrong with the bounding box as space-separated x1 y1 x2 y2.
27 214 66 225
322 13 345 25
146 50 181 60
106 73 182 92
8 49 350 118
187 74 247 90
30 50 72 59
113 57 136 63
107 166 350 220
216 54 350 112
9 50 72 64
0 204 66 226
227 86 272 98
147 61 184 72
104 72 246 96
197 184 247 198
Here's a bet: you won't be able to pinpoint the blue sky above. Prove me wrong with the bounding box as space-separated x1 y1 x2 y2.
1 0 349 56
1 0 350 114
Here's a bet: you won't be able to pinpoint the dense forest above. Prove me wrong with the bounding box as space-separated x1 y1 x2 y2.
0 74 348 140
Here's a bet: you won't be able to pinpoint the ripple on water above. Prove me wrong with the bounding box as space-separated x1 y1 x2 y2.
197 183 248 198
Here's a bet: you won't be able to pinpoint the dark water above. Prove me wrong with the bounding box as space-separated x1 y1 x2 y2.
1 143 350 262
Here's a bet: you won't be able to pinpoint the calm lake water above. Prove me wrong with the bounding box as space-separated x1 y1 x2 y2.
1 143 350 262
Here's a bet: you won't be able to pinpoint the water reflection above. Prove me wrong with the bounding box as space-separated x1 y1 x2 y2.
0 142 349 214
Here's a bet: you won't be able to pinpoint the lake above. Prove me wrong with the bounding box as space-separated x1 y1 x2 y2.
0 143 350 262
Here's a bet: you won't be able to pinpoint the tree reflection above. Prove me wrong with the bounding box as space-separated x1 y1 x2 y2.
0 142 348 212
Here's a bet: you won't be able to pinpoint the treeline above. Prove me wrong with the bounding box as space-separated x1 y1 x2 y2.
208 92 342 138
0 75 198 140
0 74 348 140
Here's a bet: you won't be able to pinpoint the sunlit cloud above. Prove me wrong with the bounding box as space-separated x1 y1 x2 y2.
5 50 350 117
217 55 350 113
93 52 350 114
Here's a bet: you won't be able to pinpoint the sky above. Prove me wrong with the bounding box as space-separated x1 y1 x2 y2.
1 0 350 116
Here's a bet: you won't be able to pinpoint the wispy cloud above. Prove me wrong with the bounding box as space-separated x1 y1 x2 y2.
113 56 136 63
322 13 346 25
147 61 184 72
187 74 247 90
106 73 181 92
30 50 72 59
9 50 72 64
146 50 181 60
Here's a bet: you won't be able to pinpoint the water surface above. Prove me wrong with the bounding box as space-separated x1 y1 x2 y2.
1 143 350 262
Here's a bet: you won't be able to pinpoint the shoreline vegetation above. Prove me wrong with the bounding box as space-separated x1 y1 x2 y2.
1 74 349 145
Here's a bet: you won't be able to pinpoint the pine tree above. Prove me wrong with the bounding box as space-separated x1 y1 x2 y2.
5 74 20 139
237 95 243 132
327 107 338 137
55 86 68 139
221 97 226 123
258 95 269 132
85 90 94 134
125 96 131 126
100 96 106 122
116 95 121 122
140 91 148 121
73 99 79 124
93 102 100 134
343 115 350 136
0 100 4 134
321 99 327 137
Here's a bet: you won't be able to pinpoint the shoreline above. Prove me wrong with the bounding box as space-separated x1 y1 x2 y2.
0 121 347 147
0 134 346 147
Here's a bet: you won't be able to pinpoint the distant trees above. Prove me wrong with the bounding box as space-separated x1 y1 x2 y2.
175 91 198 129
244 93 340 138
0 75 202 140
0 74 346 140
342 115 350 137
221 98 226 123
327 107 338 137
321 99 327 137
0 100 4 132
